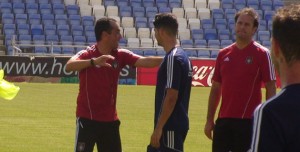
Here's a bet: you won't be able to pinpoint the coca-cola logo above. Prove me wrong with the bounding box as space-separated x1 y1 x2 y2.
192 65 215 87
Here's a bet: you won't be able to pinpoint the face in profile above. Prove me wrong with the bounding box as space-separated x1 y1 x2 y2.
108 21 122 49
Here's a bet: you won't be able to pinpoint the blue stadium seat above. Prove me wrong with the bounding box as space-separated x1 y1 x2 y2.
262 40 271 49
208 40 220 49
62 47 75 54
260 0 273 11
55 14 68 25
143 0 155 7
169 0 181 8
185 50 198 57
26 3 39 14
57 25 70 36
234 0 246 10
4 35 15 47
132 7 145 17
3 24 16 35
194 39 207 48
210 50 219 58
39 4 52 14
15 14 28 24
156 0 168 7
264 10 275 21
145 7 158 18
131 0 142 7
28 14 41 24
17 23 30 35
119 38 127 47
73 36 86 46
12 0 23 3
225 9 236 20
84 26 95 37
191 29 204 40
25 0 37 3
218 29 231 40
247 0 259 10
82 16 95 26
135 17 148 28
258 20 267 31
221 0 233 10
53 3 65 15
71 25 84 36
44 24 57 35
18 34 32 49
273 0 284 10
60 35 73 45
46 35 59 44
31 24 43 35
215 19 227 30
201 19 214 29
13 3 25 14
212 9 224 19
2 13 14 24
66 5 79 15
51 47 62 54
69 15 81 25
221 40 233 48
34 47 48 53
0 3 12 13
204 29 218 41
103 0 115 6
158 7 171 13
257 31 270 42
143 50 157 56
197 50 210 58
37 0 49 4
51 0 63 4
181 40 194 48
117 0 128 7
148 17 155 28
132 49 144 56
228 19 235 32
120 6 132 17
32 35 46 45
156 49 165 56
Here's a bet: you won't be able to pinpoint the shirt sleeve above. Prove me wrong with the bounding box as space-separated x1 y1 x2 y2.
166 55 181 90
212 52 222 83
260 49 276 83
251 104 284 152
119 49 140 67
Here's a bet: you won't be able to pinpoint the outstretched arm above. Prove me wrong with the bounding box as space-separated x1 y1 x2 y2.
65 55 115 72
134 56 163 68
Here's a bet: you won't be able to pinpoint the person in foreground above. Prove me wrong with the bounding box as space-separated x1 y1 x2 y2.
66 17 162 152
204 7 277 152
147 13 193 152
250 4 300 152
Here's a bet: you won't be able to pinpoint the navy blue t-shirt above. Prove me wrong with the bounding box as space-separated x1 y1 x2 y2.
251 84 300 152
154 47 193 131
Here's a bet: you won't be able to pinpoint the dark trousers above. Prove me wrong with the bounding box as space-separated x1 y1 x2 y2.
74 117 121 152
213 118 252 152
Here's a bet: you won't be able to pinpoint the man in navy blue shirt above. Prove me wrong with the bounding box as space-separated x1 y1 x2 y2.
250 4 300 152
147 13 193 152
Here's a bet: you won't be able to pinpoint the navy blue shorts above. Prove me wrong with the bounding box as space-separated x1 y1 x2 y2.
147 130 188 152
74 117 121 152
213 118 252 152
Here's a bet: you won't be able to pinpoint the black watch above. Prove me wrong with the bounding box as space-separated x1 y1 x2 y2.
90 58 95 66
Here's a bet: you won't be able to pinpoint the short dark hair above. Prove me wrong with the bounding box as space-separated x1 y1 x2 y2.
94 17 117 41
153 13 178 36
273 4 300 64
235 7 259 28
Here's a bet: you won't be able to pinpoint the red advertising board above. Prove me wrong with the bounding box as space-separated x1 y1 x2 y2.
137 59 281 87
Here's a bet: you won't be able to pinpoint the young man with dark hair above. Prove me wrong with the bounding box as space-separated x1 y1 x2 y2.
204 8 277 152
251 4 300 152
66 17 162 152
148 13 193 152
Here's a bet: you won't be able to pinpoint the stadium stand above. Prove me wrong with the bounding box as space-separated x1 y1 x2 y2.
0 0 285 57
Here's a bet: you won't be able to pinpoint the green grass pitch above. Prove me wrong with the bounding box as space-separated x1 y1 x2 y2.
0 83 268 151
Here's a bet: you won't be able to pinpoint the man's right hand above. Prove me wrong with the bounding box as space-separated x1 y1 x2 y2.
204 120 215 140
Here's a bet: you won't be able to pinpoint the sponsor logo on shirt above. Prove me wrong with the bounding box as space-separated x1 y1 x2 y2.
112 60 118 69
224 57 230 61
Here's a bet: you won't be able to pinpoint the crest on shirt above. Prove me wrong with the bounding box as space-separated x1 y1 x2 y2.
245 56 253 64
112 60 118 69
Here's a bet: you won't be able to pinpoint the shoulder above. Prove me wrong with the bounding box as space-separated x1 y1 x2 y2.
253 41 270 54
72 45 96 59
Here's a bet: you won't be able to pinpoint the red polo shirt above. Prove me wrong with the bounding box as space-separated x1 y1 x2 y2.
73 45 139 121
213 41 276 119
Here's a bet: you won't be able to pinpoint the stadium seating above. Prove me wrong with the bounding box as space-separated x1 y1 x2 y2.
0 0 284 57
